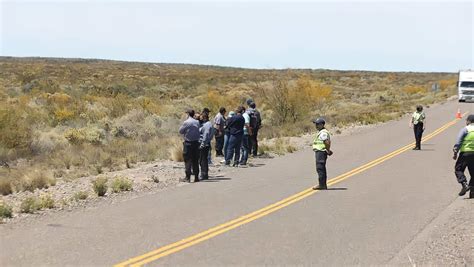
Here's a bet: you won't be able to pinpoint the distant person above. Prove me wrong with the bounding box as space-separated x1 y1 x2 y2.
225 107 245 167
409 105 426 150
312 118 333 190
247 102 262 157
240 107 252 166
452 114 474 198
199 113 214 180
179 109 200 183
214 107 226 157
201 107 210 116
201 108 213 165
221 111 235 163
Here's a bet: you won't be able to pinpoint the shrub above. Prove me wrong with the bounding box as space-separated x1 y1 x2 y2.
31 129 67 154
20 197 40 213
64 127 105 145
54 108 75 123
0 107 32 150
92 176 108 196
0 178 13 195
403 85 426 94
111 176 133 193
64 128 86 145
21 170 56 192
39 194 55 209
73 191 88 201
0 202 13 218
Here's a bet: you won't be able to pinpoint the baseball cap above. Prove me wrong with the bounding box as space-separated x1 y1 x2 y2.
312 117 326 125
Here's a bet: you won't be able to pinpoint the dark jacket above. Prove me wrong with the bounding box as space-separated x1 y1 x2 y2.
226 114 245 135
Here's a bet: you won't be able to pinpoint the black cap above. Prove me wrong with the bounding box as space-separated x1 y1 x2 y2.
312 117 326 125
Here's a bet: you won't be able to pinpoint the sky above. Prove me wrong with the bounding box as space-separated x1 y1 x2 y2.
1 0 473 72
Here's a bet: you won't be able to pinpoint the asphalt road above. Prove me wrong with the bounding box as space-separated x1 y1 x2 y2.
1 100 472 266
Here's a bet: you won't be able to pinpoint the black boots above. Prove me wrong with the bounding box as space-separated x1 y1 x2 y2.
313 184 328 190
459 182 470 196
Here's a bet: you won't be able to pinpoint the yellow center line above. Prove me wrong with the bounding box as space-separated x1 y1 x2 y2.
115 114 465 267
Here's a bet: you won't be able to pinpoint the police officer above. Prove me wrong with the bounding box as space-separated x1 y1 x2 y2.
312 118 333 190
453 114 474 198
410 105 426 150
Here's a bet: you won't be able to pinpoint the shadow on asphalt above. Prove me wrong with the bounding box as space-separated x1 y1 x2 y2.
325 188 348 191
200 177 232 182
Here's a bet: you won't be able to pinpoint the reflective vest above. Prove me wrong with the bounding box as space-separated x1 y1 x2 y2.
412 111 425 125
313 129 330 151
460 125 474 152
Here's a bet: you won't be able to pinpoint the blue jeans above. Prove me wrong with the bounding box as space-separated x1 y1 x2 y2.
225 134 243 165
240 134 250 165
223 132 230 160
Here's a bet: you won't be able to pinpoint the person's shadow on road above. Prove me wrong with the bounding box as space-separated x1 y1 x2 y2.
324 188 347 191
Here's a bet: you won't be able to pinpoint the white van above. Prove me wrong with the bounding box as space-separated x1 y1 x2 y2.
458 70 474 102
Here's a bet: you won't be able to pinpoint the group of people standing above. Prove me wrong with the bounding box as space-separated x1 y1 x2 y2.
179 100 262 182
180 101 473 199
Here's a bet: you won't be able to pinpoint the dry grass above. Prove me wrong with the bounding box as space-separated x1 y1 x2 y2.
111 176 133 193
259 138 297 155
169 138 184 162
0 57 458 195
73 191 88 201
20 170 56 192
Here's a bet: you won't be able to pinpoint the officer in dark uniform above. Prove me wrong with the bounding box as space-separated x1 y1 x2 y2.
312 118 333 190
453 114 474 198
410 105 426 150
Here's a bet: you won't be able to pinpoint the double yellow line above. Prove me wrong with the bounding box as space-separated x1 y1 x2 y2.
115 115 464 267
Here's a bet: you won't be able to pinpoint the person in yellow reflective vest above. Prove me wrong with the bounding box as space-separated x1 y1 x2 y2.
312 118 333 190
409 105 426 150
453 114 474 198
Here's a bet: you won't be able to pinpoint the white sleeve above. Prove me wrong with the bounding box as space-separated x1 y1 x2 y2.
319 132 329 141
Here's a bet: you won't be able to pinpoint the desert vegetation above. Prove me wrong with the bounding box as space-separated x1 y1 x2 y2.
0 57 457 200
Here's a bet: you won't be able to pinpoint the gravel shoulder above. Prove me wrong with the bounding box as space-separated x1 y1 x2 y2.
389 196 474 266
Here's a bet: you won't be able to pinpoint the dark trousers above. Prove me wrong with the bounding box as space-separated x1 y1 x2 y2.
183 141 199 181
225 134 243 165
455 152 474 187
249 130 259 156
240 135 250 165
413 123 424 149
215 134 224 156
315 151 328 186
199 146 210 179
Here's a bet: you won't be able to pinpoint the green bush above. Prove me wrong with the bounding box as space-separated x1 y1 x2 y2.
39 194 55 209
111 176 133 193
92 177 108 197
0 202 13 218
20 197 40 213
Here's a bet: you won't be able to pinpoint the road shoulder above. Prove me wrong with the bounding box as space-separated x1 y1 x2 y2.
389 195 473 266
